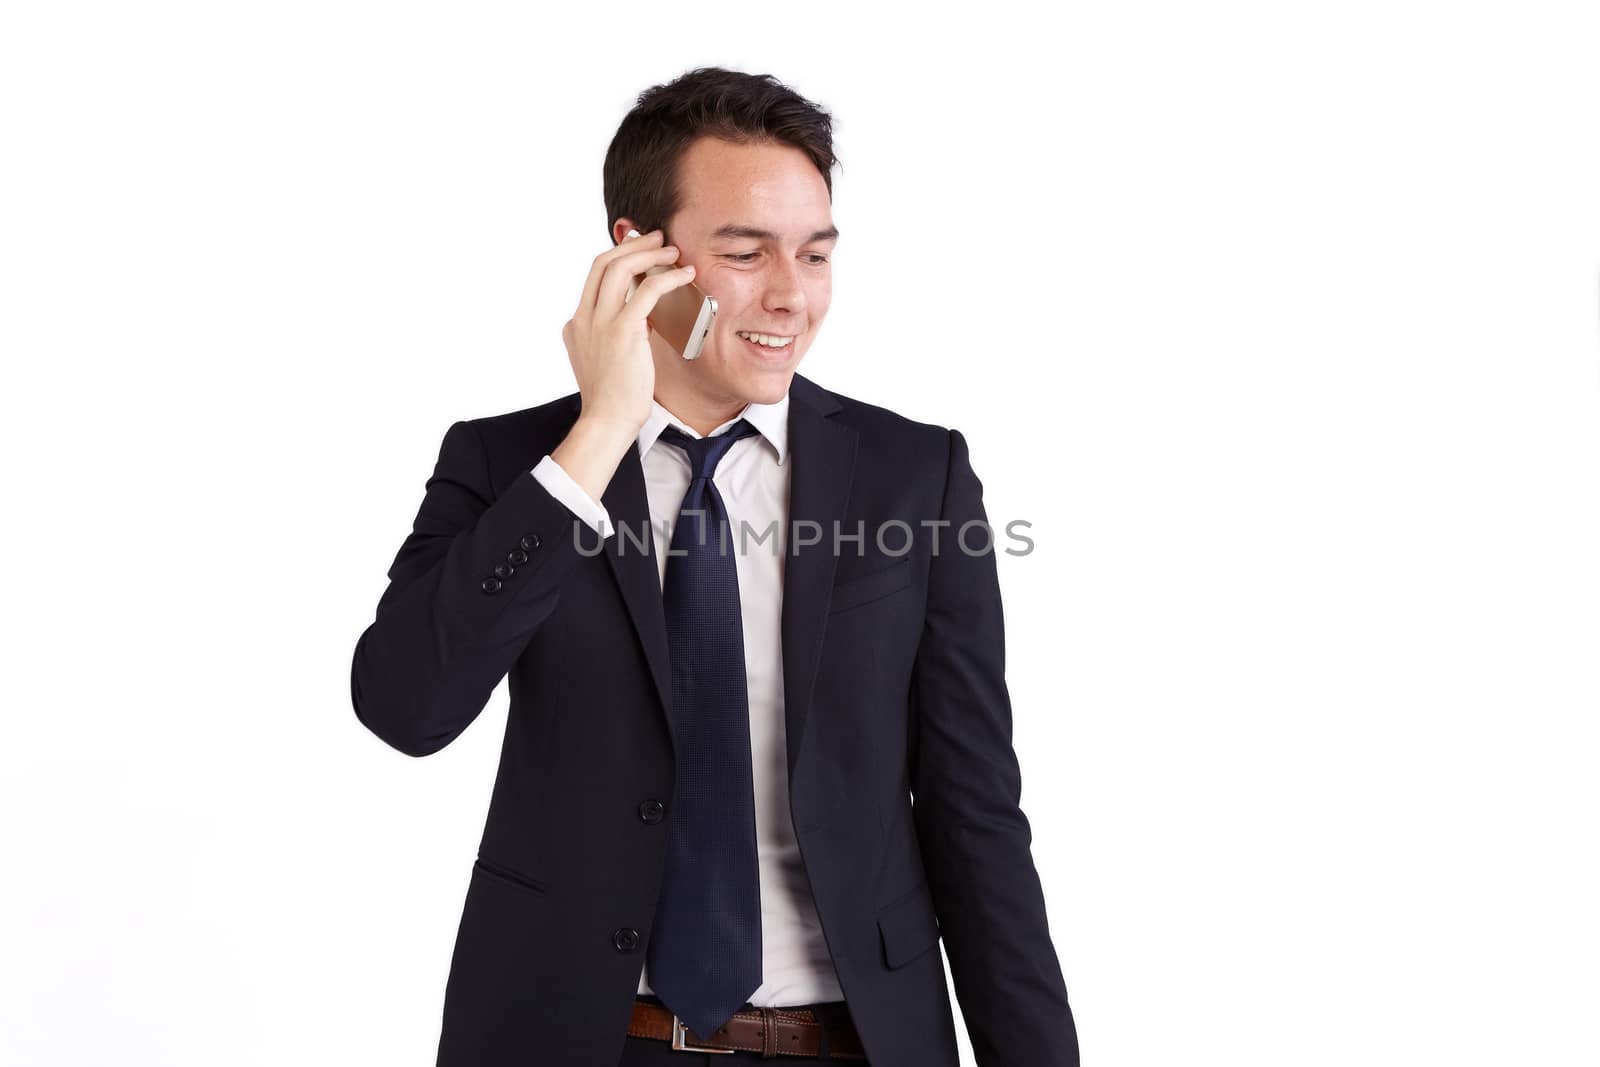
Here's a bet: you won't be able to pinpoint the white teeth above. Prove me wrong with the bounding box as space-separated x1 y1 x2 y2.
737 331 794 347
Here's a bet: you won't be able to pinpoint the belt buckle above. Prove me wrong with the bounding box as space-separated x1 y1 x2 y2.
671 1015 736 1054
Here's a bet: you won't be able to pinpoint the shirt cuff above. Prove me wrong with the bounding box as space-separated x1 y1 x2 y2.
531 454 615 540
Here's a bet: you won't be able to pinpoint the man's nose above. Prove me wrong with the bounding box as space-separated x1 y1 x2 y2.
763 258 807 313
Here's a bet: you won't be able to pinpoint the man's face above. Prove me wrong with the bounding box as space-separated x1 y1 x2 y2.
629 135 836 409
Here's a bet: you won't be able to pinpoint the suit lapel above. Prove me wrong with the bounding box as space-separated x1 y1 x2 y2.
600 442 676 730
592 373 858 779
780 374 857 779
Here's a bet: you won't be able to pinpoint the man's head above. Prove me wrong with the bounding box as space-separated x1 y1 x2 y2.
603 67 839 428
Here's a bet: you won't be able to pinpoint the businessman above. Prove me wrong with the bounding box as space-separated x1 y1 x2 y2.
350 67 1080 1066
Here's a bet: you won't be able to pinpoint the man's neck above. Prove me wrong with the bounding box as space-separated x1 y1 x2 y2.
653 389 745 438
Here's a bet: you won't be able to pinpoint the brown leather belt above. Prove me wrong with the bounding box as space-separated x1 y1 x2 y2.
627 997 867 1059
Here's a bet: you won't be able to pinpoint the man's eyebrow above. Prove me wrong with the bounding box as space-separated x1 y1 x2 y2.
709 223 840 243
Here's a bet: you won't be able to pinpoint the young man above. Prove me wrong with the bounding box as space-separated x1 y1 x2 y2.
350 66 1080 1067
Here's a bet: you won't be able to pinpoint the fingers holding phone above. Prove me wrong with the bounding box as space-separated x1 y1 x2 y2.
624 231 718 362
561 228 695 434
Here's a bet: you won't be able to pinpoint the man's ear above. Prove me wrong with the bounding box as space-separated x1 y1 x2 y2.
612 218 642 246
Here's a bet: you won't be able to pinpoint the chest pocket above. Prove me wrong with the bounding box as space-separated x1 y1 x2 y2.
828 556 914 615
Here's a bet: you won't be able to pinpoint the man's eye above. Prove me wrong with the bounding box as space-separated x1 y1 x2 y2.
723 252 830 264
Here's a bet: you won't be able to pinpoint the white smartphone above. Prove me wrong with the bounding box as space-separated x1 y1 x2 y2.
623 233 717 361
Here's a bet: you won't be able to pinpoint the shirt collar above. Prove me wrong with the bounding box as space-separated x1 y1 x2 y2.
638 389 791 467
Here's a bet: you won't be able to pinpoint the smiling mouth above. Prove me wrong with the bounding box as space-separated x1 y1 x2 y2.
736 337 795 358
735 330 797 351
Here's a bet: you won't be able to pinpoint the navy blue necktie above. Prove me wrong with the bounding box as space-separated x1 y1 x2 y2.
647 417 764 1042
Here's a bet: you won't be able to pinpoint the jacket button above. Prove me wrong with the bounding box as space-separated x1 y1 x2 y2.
638 799 665 824
493 563 515 579
612 927 640 952
521 533 541 551
480 577 503 595
508 548 529 566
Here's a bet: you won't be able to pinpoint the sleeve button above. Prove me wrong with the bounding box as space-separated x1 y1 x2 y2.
480 577 503 595
508 548 529 566
493 563 515 579
521 533 541 551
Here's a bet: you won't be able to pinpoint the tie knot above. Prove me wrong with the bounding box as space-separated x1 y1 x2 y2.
658 419 760 481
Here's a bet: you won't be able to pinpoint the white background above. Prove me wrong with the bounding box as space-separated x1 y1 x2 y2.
3 2 1597 1064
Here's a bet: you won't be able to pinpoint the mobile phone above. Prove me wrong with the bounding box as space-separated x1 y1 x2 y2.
625 258 717 361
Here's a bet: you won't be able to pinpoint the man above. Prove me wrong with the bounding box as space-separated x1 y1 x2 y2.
350 67 1080 1067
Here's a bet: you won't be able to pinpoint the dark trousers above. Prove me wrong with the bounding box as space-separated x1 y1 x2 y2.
619 995 870 1066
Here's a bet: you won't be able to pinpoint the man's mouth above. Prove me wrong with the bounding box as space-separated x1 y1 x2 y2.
735 329 796 351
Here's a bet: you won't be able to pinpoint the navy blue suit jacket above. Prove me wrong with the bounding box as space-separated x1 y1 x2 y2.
350 372 1080 1066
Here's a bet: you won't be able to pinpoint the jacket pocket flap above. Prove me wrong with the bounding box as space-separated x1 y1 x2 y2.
877 879 940 968
473 856 548 896
829 557 914 615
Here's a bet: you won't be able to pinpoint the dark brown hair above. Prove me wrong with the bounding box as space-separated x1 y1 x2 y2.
602 66 839 243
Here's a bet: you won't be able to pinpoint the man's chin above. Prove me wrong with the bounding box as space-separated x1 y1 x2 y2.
741 364 797 404
688 344 800 405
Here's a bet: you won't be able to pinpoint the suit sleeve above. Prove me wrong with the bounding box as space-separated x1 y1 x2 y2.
909 427 1080 1067
349 419 602 757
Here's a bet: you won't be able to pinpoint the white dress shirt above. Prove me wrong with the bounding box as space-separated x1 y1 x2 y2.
529 389 846 1007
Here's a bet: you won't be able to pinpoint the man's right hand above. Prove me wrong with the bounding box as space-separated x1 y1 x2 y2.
561 227 695 435
553 227 697 501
